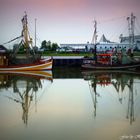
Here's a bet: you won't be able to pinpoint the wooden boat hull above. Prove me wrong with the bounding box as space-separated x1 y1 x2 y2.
0 57 53 71
82 62 140 70
82 69 140 75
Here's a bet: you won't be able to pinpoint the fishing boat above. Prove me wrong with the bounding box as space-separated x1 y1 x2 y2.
82 13 140 70
0 12 53 71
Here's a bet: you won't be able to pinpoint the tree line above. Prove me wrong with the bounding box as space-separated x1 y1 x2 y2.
40 40 59 51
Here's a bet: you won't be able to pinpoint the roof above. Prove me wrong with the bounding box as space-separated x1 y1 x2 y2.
0 45 8 53
99 34 110 43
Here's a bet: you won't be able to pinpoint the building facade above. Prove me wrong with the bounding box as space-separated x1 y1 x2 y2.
120 35 140 50
59 34 140 53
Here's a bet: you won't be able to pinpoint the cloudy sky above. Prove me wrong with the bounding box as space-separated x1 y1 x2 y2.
0 0 140 46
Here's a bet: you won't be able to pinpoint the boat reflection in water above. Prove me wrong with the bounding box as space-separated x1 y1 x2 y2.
82 70 140 125
0 71 53 125
1 68 140 140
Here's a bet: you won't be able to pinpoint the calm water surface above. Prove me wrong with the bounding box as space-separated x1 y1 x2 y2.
0 68 140 140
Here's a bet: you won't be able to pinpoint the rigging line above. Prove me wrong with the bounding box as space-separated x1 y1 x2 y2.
135 20 140 34
4 37 20 50
1 90 18 100
33 30 42 45
118 89 130 110
98 16 126 25
28 21 41 41
105 86 124 104
134 26 140 35
3 36 22 45
36 36 42 45
136 17 140 30
99 83 115 98
111 27 128 42
97 16 126 41
134 98 140 109
110 21 128 42
3 95 22 104
6 89 22 101
131 91 140 119
133 91 140 104
27 22 36 45
12 37 23 46
31 81 52 108
28 23 35 35
28 23 42 46
27 19 49 45
97 20 126 43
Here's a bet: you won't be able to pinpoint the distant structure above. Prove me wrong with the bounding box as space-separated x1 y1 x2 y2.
119 13 140 50
96 35 130 52
59 33 132 53
120 35 140 50
59 35 132 53
60 13 140 52
99 34 111 43
59 43 88 52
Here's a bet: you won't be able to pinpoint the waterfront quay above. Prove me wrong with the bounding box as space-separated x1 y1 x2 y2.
46 55 140 67
51 56 85 66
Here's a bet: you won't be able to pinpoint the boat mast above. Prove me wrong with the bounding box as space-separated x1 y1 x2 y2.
127 13 135 55
35 18 37 47
22 12 29 48
91 20 97 63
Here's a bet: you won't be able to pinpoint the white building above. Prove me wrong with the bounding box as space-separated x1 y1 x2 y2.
120 35 140 50
60 34 134 52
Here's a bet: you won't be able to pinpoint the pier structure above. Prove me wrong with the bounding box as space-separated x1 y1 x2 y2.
52 56 85 67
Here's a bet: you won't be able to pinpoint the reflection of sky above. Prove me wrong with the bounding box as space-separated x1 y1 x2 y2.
0 0 140 46
0 78 140 140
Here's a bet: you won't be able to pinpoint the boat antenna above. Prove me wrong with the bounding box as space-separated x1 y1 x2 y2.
127 13 136 55
91 20 97 63
91 20 97 44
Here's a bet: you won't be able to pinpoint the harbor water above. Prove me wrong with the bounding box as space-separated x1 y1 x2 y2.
0 68 140 140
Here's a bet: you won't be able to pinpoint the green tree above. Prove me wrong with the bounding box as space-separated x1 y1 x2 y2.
51 43 59 51
41 40 59 52
46 40 51 51
41 40 47 50
41 40 52 51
